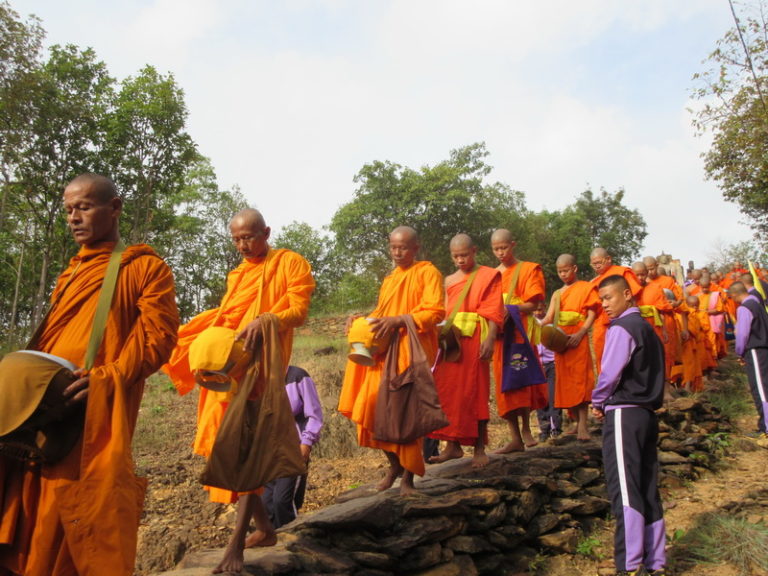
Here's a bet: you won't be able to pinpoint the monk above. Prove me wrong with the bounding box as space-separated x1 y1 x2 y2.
678 295 706 391
490 228 548 453
163 208 315 573
589 247 642 370
644 256 686 382
338 226 445 495
540 254 599 441
429 234 503 468
0 173 179 576
698 275 726 359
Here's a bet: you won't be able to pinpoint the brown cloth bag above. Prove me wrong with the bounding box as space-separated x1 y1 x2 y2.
373 315 449 444
200 313 306 492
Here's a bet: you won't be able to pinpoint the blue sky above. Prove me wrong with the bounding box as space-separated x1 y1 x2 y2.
10 0 755 268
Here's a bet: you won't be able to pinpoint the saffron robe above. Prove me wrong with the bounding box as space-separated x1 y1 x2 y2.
590 265 642 370
649 274 684 378
0 242 179 576
431 266 503 446
492 261 547 416
678 309 704 391
338 261 445 477
636 282 670 345
163 248 314 503
553 281 600 409
697 291 726 359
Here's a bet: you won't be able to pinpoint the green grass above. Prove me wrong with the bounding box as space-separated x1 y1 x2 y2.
704 362 754 423
669 512 768 575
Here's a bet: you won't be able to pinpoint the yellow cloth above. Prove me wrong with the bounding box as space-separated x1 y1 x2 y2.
639 305 663 327
452 311 489 342
557 311 586 326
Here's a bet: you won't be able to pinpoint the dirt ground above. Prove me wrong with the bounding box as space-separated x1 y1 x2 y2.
133 365 768 576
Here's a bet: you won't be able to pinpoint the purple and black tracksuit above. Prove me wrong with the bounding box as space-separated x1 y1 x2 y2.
592 307 666 573
734 294 768 433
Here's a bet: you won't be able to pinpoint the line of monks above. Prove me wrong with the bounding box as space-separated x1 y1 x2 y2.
338 225 754 495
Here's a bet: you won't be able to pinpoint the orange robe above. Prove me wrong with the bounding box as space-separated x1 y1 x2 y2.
431 266 503 446
338 261 445 477
0 242 179 576
698 290 726 359
590 265 642 370
636 282 670 347
553 281 600 409
694 309 717 371
679 308 704 391
648 274 683 378
163 248 314 503
493 261 547 417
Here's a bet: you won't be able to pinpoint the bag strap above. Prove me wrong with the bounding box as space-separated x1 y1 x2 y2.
504 262 524 305
552 288 562 326
505 304 532 346
442 267 478 336
84 241 126 370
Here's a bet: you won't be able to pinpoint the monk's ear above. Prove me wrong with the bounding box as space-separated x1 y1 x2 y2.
263 226 271 241
573 265 578 274
110 196 123 218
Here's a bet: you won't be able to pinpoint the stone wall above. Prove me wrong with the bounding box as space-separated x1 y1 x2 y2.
160 396 728 576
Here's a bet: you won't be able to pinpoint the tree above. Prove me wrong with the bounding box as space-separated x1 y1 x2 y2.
103 65 197 245
522 188 648 292
691 0 768 241
707 238 766 271
329 142 529 285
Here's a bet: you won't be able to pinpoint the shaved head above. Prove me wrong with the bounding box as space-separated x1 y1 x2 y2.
390 225 419 246
643 256 658 267
449 233 473 250
490 228 514 244
590 247 610 260
230 208 267 231
67 173 118 203
632 262 647 273
590 247 612 275
556 254 576 267
728 281 748 301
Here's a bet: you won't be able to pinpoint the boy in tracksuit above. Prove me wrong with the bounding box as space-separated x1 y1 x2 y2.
592 275 666 576
728 280 768 436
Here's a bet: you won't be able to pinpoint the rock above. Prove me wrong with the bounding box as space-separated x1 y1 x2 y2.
536 527 580 553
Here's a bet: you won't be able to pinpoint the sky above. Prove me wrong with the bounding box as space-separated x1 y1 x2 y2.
10 0 757 268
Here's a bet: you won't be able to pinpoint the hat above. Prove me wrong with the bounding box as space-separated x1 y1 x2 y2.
189 326 252 392
0 350 84 463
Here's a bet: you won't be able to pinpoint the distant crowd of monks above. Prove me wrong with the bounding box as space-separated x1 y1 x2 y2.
338 225 761 493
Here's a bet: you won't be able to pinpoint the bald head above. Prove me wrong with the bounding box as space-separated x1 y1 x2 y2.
491 228 514 244
590 247 612 276
739 272 754 288
450 233 473 250
67 173 118 203
556 254 576 267
230 208 267 231
728 281 749 303
389 225 420 268
631 261 648 285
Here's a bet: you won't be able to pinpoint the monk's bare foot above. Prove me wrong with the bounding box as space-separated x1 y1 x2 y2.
376 464 403 491
492 441 525 454
522 432 538 448
427 445 464 464
399 471 418 496
471 452 490 468
244 529 277 548
577 434 591 442
566 425 578 435
212 543 244 574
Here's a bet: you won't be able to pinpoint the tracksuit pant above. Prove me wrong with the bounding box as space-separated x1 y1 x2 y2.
602 406 666 572
262 473 308 528
744 347 768 433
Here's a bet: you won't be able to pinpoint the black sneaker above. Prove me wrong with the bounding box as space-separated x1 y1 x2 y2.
616 568 648 576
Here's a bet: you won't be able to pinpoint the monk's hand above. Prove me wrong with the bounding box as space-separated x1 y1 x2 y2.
680 329 690 342
64 368 90 405
238 317 263 351
479 337 495 361
369 315 404 339
566 330 585 348
591 406 604 422
345 314 363 333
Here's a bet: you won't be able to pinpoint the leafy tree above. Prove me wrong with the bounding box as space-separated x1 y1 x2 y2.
707 238 766 272
329 142 529 282
103 65 197 245
691 0 768 241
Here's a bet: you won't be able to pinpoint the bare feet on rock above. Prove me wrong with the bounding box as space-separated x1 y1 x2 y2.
471 452 490 468
427 444 464 464
244 529 277 549
376 463 403 491
492 441 525 454
212 542 244 574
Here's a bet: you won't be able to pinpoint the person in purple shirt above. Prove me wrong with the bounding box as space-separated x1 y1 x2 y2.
591 275 666 576
262 365 324 528
534 301 562 441
728 281 768 437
